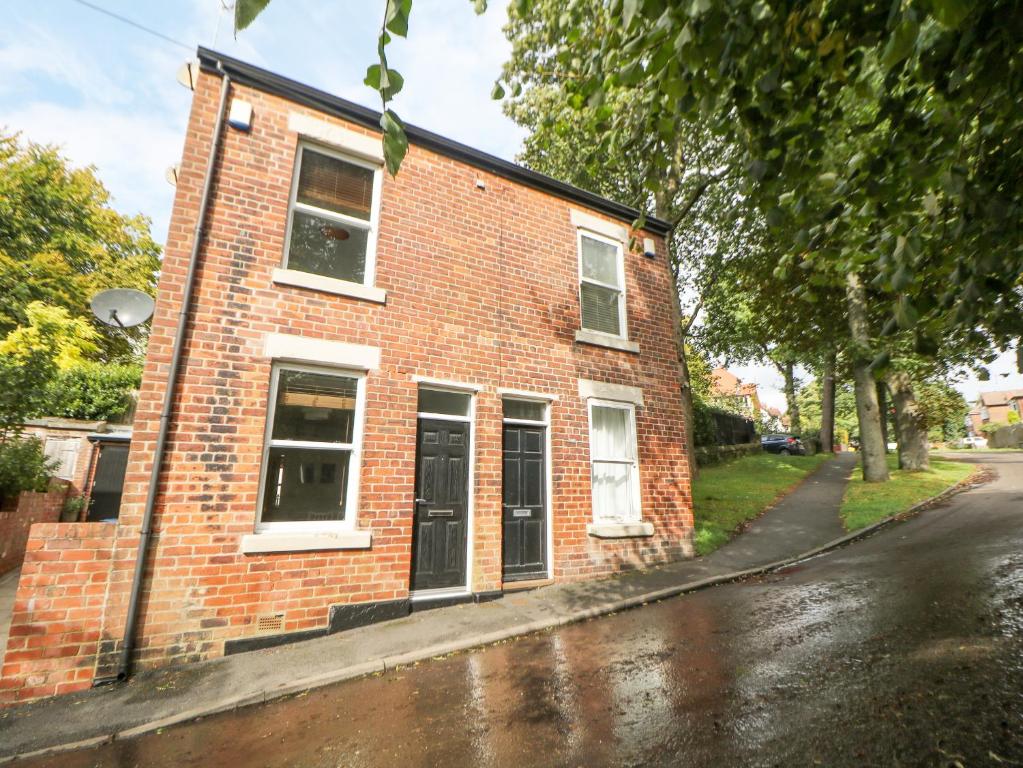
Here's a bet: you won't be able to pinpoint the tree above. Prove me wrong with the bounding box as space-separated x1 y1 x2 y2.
235 0 1023 483
0 304 64 502
0 131 160 361
43 362 141 422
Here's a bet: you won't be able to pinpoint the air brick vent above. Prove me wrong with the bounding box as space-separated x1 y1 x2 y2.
256 613 284 634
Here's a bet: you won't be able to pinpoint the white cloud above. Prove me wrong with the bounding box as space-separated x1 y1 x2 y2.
4 102 183 239
0 25 132 104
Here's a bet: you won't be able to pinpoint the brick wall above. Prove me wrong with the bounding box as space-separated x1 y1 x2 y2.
5 61 694 695
0 523 115 705
0 484 67 576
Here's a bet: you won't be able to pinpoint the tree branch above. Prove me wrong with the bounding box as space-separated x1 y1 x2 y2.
669 167 731 230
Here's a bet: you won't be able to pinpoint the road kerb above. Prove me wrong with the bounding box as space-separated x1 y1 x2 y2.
1 468 983 763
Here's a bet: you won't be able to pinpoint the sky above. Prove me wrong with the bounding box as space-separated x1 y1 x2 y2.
2 0 1019 411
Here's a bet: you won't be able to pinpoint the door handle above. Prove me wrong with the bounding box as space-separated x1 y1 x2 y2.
415 498 428 504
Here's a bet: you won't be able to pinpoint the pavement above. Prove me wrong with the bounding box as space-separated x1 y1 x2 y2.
21 450 1015 768
0 450 926 763
0 570 18 657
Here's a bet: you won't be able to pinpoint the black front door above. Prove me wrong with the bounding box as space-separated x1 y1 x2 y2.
502 424 547 581
411 418 470 591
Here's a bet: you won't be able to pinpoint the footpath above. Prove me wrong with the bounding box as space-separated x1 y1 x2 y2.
1 453 858 762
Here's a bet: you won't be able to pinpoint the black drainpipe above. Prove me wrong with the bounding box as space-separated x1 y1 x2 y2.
99 64 232 685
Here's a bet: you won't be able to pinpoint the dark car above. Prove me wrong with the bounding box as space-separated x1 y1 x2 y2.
761 433 806 456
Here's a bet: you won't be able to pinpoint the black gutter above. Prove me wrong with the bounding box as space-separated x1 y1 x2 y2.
97 65 234 687
196 47 671 237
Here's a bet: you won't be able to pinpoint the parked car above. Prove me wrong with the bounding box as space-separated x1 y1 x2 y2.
761 433 806 456
957 435 989 449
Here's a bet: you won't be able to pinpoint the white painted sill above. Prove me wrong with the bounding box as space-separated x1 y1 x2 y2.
575 329 640 354
587 522 655 539
240 529 372 554
272 268 387 304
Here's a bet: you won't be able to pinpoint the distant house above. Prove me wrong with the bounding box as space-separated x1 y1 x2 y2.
764 407 787 432
970 389 1023 433
711 368 762 420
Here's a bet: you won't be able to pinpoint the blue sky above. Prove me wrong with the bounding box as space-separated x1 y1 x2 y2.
1 0 523 240
2 0 1018 408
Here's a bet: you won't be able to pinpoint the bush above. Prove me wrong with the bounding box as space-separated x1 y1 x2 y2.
0 436 55 504
1009 411 1020 425
692 397 757 446
43 362 141 421
691 397 719 447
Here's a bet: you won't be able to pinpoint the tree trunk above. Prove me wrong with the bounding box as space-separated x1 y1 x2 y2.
654 170 699 481
876 381 889 448
845 272 889 482
782 360 801 435
820 354 836 452
678 351 699 480
887 370 930 471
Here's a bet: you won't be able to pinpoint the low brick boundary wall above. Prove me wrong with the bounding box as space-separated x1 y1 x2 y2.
0 484 68 576
0 523 116 706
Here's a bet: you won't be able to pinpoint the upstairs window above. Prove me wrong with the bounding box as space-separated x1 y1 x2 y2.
284 144 381 286
578 231 626 338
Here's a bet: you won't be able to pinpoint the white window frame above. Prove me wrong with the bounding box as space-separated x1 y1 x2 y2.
255 362 368 533
577 229 628 340
587 398 642 524
282 142 384 289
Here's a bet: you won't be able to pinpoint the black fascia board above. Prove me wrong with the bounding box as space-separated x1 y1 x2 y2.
196 47 671 237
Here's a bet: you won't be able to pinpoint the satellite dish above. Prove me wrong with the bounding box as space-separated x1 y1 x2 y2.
90 289 155 329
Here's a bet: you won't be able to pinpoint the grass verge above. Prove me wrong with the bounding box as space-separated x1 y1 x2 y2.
840 455 974 531
692 453 830 556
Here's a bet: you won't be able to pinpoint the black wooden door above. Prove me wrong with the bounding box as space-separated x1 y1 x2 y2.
411 418 470 591
502 425 547 581
87 443 129 522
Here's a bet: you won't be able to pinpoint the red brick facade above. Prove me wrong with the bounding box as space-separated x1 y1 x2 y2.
0 523 115 705
0 484 67 576
1 55 693 703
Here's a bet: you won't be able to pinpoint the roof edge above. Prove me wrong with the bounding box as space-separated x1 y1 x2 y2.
196 48 671 237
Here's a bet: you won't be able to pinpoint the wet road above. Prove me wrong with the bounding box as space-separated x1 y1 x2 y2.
23 453 1023 767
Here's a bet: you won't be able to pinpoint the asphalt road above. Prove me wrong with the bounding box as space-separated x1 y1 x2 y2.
20 452 1023 767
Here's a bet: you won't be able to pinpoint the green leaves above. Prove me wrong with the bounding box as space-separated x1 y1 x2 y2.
491 81 506 100
384 0 413 36
928 0 973 28
364 64 405 101
379 110 409 177
233 0 272 32
881 18 920 70
622 0 641 29
895 295 919 329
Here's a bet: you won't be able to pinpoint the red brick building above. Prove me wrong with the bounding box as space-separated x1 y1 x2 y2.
1 49 693 703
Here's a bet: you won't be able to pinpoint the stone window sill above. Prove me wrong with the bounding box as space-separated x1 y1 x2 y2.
587 522 654 539
574 329 640 354
240 530 372 554
272 268 386 304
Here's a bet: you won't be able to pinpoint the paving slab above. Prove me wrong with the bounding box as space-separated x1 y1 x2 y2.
0 453 859 762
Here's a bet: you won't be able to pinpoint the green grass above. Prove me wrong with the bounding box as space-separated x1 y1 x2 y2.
692 453 830 556
840 455 974 532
